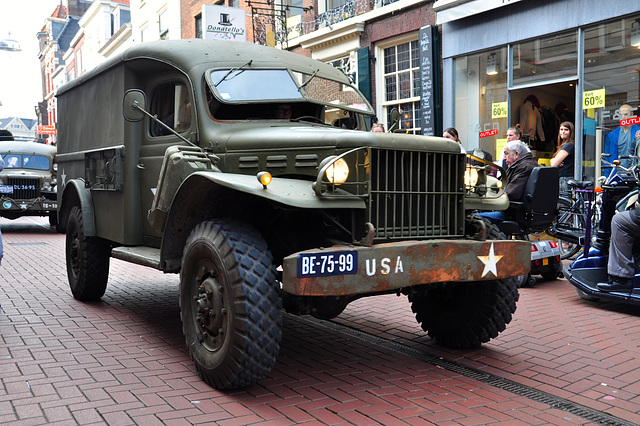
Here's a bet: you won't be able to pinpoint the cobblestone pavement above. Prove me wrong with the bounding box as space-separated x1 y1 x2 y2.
2 217 640 425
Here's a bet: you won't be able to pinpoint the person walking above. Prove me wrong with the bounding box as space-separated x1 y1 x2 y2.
550 121 575 197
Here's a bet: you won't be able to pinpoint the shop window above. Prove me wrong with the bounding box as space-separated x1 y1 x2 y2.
453 47 508 158
513 30 578 86
381 39 421 133
583 14 640 180
150 83 192 137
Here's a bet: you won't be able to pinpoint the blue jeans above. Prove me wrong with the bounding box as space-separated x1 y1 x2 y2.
475 211 507 224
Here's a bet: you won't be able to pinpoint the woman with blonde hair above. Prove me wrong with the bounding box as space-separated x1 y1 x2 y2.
550 121 575 197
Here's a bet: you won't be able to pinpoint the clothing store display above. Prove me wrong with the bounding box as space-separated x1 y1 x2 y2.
604 124 640 168
520 100 545 146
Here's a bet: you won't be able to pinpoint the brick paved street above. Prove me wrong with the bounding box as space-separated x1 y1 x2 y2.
2 216 640 425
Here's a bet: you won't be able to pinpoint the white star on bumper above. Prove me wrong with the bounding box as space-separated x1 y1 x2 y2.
478 243 503 278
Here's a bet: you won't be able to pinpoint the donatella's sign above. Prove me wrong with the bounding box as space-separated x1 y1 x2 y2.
202 5 246 42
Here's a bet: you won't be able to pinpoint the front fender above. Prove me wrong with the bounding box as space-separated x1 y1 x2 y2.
195 171 366 209
60 179 96 236
158 172 366 272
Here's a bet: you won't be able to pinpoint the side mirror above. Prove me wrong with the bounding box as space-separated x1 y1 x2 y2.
388 108 401 133
123 89 147 122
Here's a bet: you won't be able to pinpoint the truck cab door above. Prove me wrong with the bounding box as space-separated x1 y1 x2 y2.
139 81 194 243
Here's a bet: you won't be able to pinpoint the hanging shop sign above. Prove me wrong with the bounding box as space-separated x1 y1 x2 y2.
491 102 508 119
202 5 246 42
38 125 56 134
582 88 605 110
419 25 441 137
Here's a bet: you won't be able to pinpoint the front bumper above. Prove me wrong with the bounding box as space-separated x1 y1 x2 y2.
282 239 531 296
0 196 57 213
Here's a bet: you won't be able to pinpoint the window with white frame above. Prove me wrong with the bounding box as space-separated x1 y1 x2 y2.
159 9 169 39
379 37 421 134
141 24 150 42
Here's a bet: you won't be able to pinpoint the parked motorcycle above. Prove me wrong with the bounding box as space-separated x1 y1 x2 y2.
564 155 640 304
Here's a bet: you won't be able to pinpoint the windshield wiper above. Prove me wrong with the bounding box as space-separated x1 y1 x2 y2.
214 60 253 87
298 69 319 91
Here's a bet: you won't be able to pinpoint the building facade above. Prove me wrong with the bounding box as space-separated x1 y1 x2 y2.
0 118 39 143
179 0 438 134
437 0 640 181
37 0 131 144
130 0 181 43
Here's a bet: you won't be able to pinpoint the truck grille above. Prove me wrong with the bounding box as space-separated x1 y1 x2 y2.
369 149 465 240
8 177 40 199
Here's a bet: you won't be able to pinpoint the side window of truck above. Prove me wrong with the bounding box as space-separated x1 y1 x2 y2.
150 82 192 137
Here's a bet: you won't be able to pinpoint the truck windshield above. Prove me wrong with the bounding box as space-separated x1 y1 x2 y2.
208 68 373 114
2 154 50 170
211 69 303 101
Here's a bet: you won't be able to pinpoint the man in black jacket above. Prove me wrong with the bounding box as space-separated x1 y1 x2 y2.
596 207 640 292
476 141 539 223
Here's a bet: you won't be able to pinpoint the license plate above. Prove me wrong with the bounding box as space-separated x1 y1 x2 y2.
0 185 13 194
297 251 358 277
543 258 549 266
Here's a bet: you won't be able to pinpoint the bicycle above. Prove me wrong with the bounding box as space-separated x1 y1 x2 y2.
546 154 638 259
547 180 596 260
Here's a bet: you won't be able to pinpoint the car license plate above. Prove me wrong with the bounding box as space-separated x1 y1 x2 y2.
297 251 358 277
543 258 549 266
0 185 13 194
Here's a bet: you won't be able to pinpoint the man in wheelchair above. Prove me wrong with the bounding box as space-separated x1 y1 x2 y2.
476 140 562 285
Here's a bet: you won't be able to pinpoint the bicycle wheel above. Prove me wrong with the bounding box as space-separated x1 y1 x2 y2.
553 197 584 260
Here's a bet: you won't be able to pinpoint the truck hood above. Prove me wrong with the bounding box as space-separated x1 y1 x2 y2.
210 125 462 154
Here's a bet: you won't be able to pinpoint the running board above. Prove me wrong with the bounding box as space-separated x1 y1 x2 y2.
111 246 161 269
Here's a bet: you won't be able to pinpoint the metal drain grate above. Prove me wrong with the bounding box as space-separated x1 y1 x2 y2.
8 242 47 246
300 315 635 426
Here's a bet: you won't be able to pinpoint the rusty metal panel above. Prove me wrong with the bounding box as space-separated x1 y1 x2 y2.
281 239 531 296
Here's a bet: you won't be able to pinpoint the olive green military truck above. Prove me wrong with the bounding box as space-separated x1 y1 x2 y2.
0 141 58 226
55 39 530 390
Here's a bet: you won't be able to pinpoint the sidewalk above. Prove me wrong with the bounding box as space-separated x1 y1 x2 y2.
2 217 640 424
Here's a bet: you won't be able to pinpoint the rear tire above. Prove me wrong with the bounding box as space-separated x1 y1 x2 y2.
65 206 110 301
180 219 282 389
409 221 519 349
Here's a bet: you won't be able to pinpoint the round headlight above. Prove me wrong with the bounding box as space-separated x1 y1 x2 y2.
464 166 479 188
325 158 349 185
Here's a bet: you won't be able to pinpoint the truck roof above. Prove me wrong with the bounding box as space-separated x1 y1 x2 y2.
57 39 350 97
0 141 57 156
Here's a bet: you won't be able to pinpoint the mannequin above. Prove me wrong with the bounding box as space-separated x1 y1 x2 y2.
604 104 640 169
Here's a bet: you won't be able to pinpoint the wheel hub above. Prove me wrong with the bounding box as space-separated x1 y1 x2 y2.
194 270 226 350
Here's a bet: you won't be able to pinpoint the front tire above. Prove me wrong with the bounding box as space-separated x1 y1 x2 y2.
180 219 282 389
409 221 519 349
65 206 110 301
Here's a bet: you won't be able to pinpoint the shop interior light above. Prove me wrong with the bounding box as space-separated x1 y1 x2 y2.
486 53 498 75
632 20 640 48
